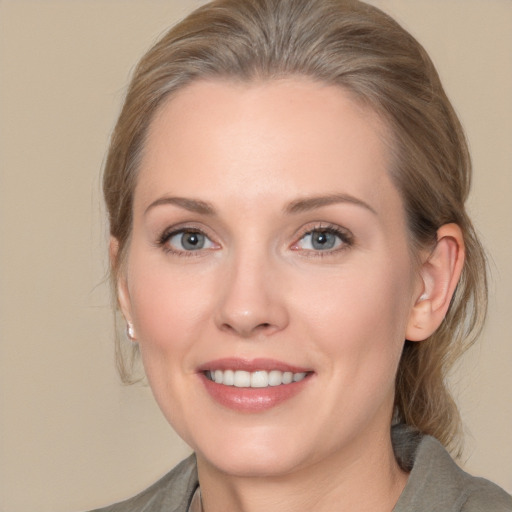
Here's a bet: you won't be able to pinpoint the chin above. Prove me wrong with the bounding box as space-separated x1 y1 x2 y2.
191 426 318 478
199 447 303 478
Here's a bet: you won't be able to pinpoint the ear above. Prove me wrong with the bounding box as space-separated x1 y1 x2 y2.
406 224 465 342
110 237 135 335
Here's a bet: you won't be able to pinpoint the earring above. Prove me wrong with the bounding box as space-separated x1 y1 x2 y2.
126 322 136 341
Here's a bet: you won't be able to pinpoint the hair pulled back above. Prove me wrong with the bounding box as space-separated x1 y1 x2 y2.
104 0 487 453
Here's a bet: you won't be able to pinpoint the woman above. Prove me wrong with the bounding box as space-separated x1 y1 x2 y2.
96 0 512 510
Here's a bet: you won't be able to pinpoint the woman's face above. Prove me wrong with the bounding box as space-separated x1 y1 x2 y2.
118 79 423 477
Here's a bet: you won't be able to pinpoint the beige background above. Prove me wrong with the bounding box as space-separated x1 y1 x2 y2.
0 1 510 511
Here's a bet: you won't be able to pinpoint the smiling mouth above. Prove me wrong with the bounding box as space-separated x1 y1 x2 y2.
204 369 310 388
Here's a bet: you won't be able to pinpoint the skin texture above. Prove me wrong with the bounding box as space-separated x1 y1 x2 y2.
116 79 464 512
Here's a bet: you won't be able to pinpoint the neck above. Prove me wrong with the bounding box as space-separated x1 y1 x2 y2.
196 428 408 512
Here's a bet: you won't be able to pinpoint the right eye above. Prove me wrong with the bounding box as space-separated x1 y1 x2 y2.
162 229 217 254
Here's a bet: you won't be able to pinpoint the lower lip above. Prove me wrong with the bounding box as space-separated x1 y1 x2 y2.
199 373 312 412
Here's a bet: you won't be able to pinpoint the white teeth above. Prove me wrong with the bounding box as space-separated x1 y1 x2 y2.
223 369 234 386
268 370 282 386
234 370 251 387
250 371 268 388
206 369 308 388
282 371 293 384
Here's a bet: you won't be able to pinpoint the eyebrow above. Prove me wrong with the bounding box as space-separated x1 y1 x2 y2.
144 193 377 217
284 193 377 215
144 196 216 216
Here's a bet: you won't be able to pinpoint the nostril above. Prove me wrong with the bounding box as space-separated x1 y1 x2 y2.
220 321 274 337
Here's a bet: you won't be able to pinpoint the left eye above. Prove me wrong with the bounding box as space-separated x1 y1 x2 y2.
295 229 345 251
167 230 216 251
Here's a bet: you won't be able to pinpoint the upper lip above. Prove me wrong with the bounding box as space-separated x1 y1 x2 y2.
197 357 312 373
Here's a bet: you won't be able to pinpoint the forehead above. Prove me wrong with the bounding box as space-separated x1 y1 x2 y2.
136 78 400 218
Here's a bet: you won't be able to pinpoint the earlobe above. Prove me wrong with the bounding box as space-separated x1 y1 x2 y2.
406 224 465 342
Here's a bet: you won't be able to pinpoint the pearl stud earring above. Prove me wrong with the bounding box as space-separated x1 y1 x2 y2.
126 323 136 341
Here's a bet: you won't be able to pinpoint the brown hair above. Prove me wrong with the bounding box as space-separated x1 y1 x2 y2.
104 0 487 453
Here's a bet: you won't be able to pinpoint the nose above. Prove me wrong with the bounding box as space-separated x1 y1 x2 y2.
214 250 289 338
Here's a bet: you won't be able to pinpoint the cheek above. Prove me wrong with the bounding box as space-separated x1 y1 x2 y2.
126 253 215 356
125 254 216 429
292 254 414 372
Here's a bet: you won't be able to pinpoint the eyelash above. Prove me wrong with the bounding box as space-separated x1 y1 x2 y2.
157 226 217 257
292 223 354 257
156 223 354 257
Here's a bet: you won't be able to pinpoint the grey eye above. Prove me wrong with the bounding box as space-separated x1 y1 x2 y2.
297 230 343 251
168 231 214 251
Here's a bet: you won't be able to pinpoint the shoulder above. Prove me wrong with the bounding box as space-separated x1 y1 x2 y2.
88 454 198 512
393 427 512 512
